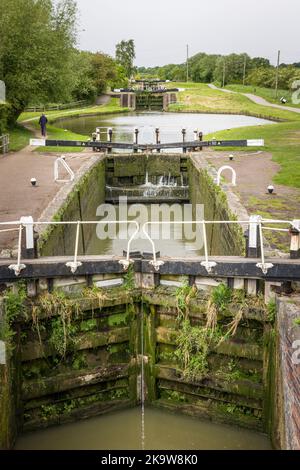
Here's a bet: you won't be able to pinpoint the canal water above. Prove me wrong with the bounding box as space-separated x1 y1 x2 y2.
87 204 203 258
15 407 271 450
56 111 272 145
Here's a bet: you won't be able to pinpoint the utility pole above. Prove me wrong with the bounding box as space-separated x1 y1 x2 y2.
243 55 247 86
275 50 281 99
222 60 226 87
186 44 189 83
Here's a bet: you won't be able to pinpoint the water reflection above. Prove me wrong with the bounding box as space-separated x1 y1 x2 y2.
15 407 271 450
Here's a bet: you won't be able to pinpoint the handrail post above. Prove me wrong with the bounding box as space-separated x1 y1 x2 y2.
20 216 35 259
256 218 274 274
66 221 82 274
200 221 216 273
8 223 26 276
142 222 164 271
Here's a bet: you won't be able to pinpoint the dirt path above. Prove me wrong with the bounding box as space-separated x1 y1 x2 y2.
0 139 94 253
208 83 300 114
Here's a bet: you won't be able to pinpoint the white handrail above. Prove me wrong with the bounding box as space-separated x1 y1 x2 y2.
1 216 299 276
3 219 140 276
54 157 75 183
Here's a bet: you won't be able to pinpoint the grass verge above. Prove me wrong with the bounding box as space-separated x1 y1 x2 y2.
9 125 33 152
169 82 300 122
224 84 300 109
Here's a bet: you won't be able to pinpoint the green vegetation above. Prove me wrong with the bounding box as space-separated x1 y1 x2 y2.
10 98 128 153
0 1 128 136
0 0 78 125
175 280 196 319
18 98 125 123
122 264 135 291
8 125 33 152
225 84 300 109
139 51 300 91
169 82 299 121
267 300 277 323
36 291 80 359
174 284 266 382
0 283 27 355
116 39 136 79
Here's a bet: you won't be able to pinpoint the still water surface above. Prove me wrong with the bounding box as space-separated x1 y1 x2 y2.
86 204 204 258
15 407 271 450
57 111 272 145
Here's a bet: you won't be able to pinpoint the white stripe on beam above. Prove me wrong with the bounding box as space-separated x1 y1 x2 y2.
30 139 46 146
247 139 264 147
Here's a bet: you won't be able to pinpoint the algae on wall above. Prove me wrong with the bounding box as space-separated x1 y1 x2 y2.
39 159 106 257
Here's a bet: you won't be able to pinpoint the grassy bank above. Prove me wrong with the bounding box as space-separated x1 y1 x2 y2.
13 97 128 152
18 97 127 123
224 84 300 109
169 82 300 121
9 125 33 152
30 120 89 153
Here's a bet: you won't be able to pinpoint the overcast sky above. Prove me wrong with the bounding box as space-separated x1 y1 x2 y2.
76 0 300 67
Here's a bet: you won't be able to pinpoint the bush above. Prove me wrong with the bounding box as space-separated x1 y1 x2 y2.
0 104 8 135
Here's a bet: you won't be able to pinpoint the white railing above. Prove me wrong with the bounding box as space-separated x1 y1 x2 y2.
0 216 299 277
54 157 75 183
142 216 299 274
0 134 9 154
0 220 139 276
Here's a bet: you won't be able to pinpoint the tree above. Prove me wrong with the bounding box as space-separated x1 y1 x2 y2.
0 0 78 124
213 54 251 85
250 57 271 69
115 40 136 78
190 53 220 83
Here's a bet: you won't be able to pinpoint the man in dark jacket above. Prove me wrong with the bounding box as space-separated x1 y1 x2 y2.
39 113 48 137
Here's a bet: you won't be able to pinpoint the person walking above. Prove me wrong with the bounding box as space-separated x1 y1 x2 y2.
39 113 48 137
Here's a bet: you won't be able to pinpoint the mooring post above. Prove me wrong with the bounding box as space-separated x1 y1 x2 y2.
107 128 113 154
193 130 198 152
290 220 300 259
134 127 139 153
182 128 186 154
155 128 160 153
199 131 203 151
245 215 261 258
